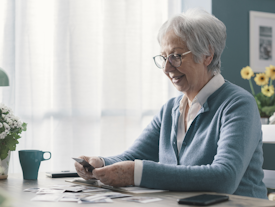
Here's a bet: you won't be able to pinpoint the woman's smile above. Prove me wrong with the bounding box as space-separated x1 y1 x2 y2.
170 74 185 83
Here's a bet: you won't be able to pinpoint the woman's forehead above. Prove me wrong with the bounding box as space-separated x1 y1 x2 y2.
160 31 186 54
161 38 187 53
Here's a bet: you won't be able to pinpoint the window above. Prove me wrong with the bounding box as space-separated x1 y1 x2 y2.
0 0 183 173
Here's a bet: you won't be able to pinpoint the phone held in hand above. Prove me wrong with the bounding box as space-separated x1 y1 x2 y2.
178 194 229 206
72 157 95 173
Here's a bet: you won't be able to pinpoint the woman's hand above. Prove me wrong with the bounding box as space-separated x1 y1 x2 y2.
93 161 135 187
74 156 104 180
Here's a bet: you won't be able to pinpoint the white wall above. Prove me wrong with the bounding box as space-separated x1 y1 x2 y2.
169 0 212 17
182 0 212 14
168 0 182 17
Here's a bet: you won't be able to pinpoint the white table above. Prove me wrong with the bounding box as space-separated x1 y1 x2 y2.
1 173 275 207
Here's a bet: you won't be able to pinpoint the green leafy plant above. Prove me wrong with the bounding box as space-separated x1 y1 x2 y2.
0 104 27 160
241 65 275 117
254 92 275 117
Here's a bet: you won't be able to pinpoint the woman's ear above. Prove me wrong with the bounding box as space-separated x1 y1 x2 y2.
204 52 214 67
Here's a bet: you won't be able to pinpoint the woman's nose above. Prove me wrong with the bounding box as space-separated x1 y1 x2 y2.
163 59 175 73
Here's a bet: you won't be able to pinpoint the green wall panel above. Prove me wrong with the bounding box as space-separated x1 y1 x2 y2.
212 0 275 94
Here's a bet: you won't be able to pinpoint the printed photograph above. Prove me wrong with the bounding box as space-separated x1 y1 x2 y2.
259 26 272 60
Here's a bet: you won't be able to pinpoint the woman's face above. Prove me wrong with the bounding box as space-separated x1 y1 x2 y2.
161 31 213 100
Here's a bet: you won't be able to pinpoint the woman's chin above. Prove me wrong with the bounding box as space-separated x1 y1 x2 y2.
173 85 186 93
172 80 187 92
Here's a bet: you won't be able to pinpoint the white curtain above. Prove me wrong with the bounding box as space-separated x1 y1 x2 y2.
0 0 180 173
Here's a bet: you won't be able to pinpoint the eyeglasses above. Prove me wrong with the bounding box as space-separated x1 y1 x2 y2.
153 51 191 69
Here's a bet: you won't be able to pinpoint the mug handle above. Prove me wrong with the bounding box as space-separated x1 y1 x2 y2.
42 151 51 161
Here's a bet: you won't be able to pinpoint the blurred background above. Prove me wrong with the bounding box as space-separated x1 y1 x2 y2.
0 0 274 174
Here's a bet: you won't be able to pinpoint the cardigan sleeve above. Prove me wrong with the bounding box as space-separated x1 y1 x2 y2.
139 94 263 195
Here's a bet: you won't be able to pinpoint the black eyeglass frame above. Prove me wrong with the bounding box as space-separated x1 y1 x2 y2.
153 51 191 69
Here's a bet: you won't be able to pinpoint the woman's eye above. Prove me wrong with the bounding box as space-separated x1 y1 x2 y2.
174 55 181 59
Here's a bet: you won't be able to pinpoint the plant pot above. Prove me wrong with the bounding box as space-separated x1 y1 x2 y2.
0 151 10 180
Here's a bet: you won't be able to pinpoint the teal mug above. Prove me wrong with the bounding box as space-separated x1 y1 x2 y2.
19 150 51 180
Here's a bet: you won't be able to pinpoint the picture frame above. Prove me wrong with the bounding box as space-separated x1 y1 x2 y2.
250 11 275 72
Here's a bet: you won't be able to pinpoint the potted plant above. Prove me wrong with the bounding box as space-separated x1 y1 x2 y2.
240 65 275 123
0 103 27 179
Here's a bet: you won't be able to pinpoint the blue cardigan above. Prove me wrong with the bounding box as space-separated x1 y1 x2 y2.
103 81 267 199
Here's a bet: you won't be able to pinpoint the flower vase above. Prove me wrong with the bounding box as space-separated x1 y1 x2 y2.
0 151 10 179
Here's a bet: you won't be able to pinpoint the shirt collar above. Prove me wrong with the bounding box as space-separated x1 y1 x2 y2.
179 73 225 113
195 73 225 106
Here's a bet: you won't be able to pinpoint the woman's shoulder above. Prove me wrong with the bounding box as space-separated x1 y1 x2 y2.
206 80 258 114
211 80 255 101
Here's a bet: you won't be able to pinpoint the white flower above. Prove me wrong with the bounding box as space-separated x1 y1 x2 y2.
18 121 22 126
7 119 12 125
3 123 10 130
0 103 25 135
0 131 7 139
0 104 11 114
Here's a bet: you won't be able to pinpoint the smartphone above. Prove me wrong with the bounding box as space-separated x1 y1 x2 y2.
46 171 79 178
178 194 229 206
72 157 95 173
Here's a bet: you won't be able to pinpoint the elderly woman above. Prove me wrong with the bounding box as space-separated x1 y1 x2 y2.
75 9 267 199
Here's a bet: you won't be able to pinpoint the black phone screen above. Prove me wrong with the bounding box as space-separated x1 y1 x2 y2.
72 157 95 173
178 194 229 206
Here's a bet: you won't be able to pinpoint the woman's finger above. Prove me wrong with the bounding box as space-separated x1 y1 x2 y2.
74 159 94 180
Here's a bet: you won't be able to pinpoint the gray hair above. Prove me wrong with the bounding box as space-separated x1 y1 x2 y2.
158 8 226 74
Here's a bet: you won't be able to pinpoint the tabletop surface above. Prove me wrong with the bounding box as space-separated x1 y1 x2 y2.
1 173 275 207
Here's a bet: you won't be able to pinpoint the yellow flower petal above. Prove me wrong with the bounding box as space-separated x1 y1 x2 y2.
265 65 275 80
254 73 269 86
262 85 275 97
240 66 254 80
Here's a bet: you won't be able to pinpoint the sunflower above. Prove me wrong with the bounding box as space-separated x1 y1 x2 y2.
262 85 275 97
254 73 269 86
265 65 275 80
240 66 254 79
